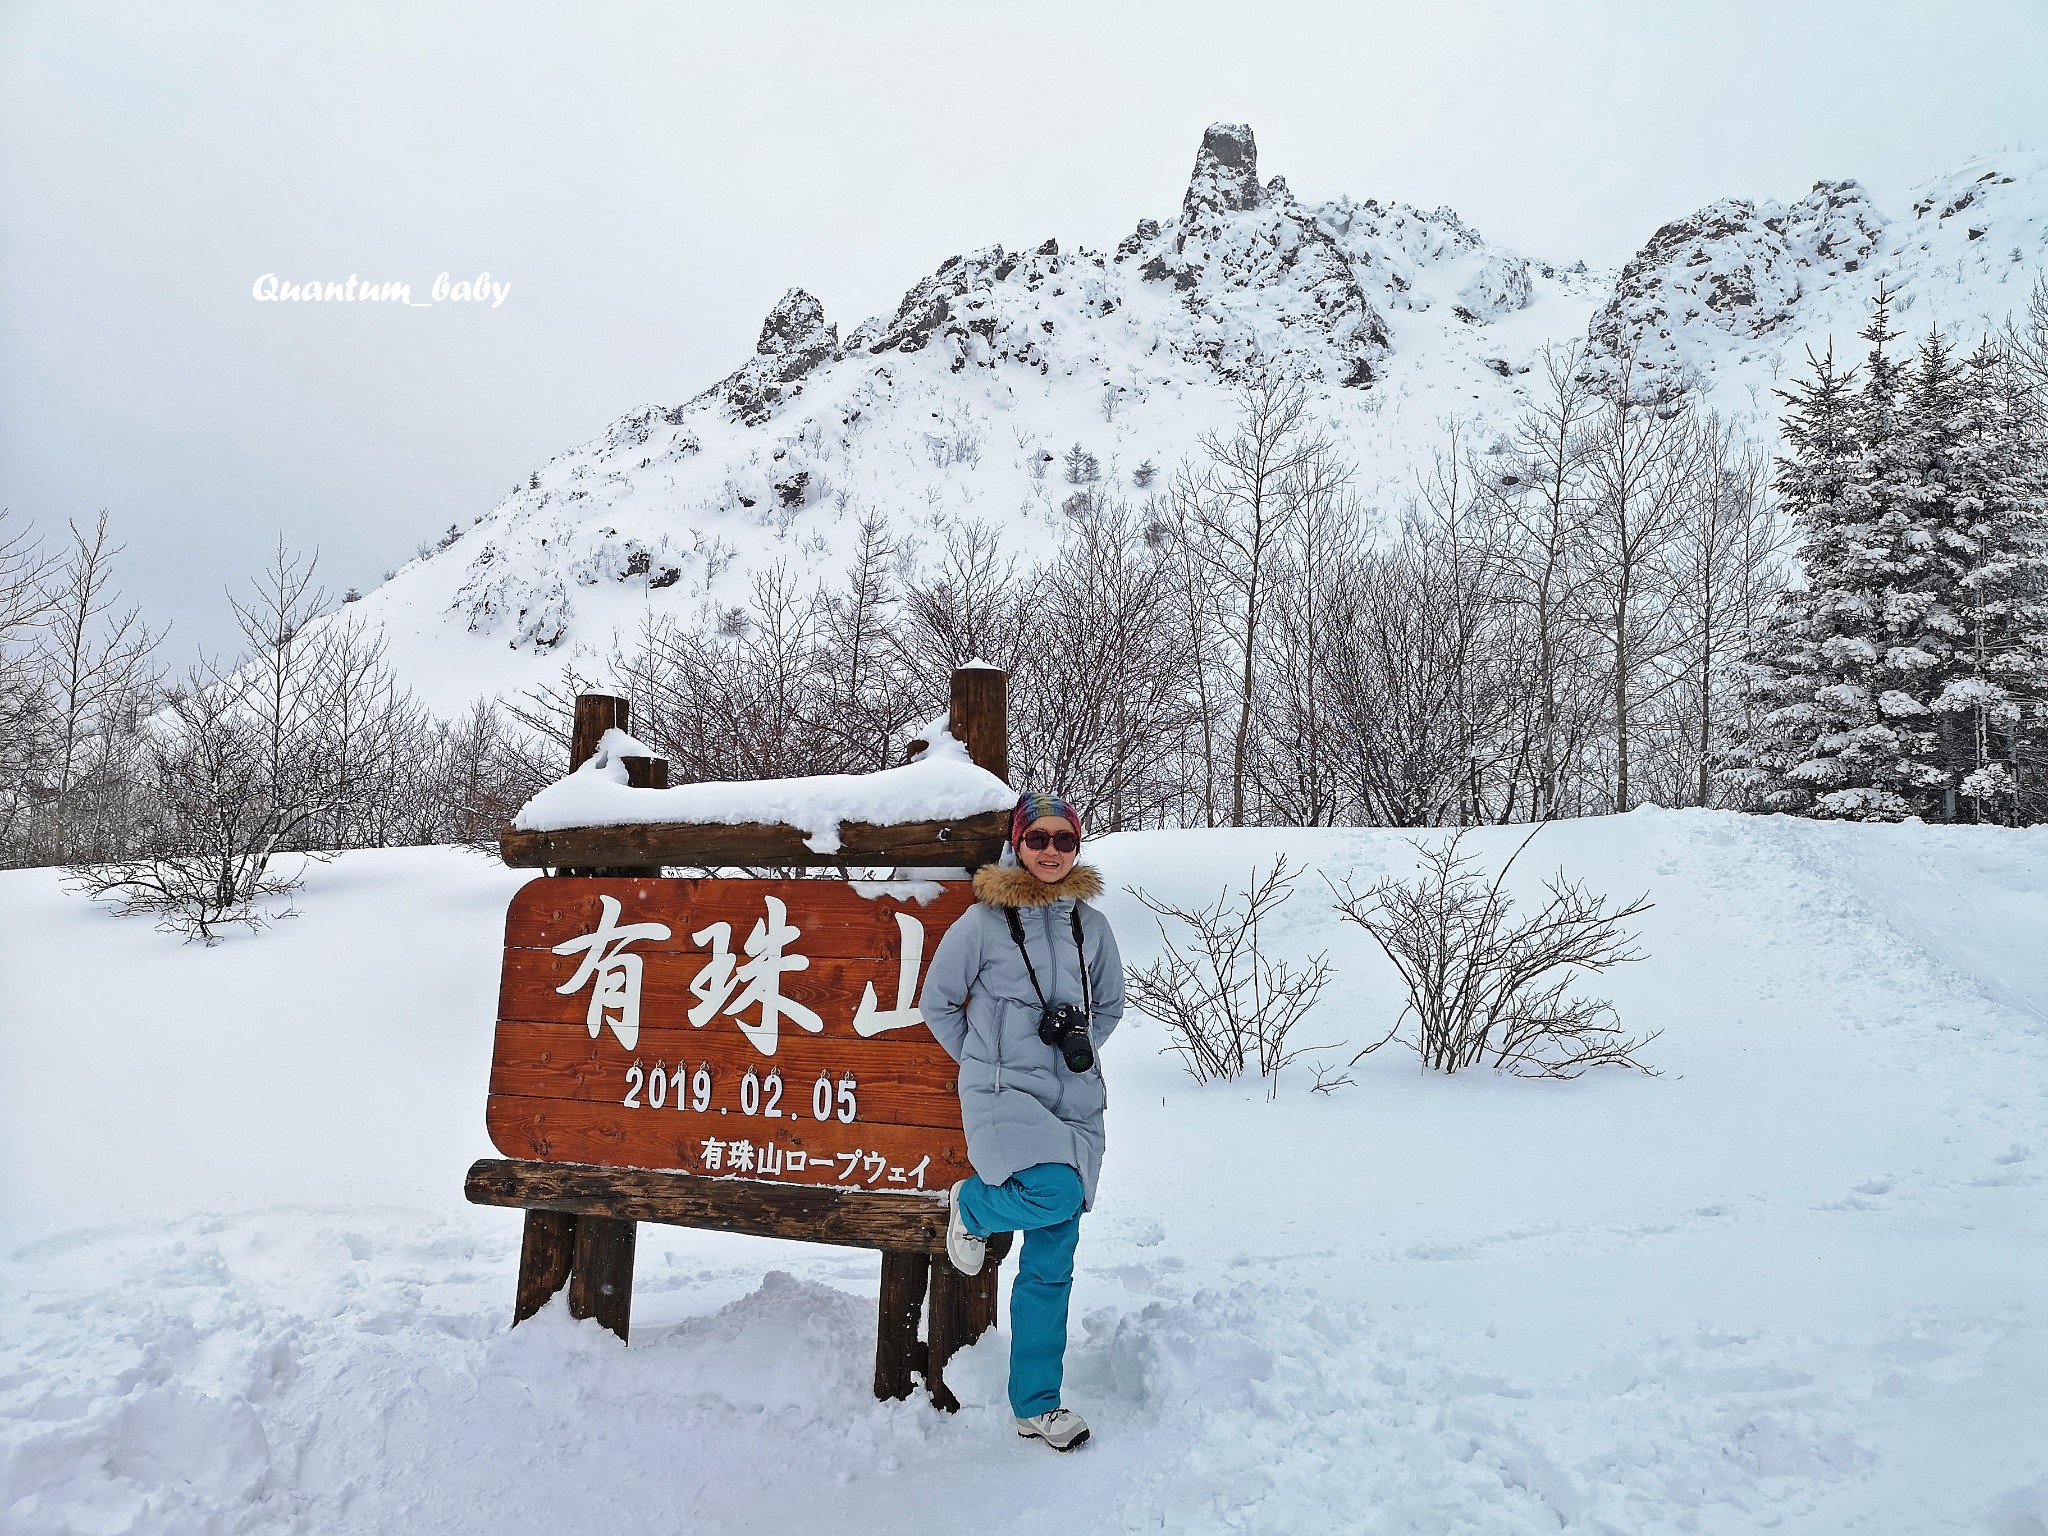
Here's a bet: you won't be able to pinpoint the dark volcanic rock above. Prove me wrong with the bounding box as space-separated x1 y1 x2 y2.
1179 122 1265 244
698 288 842 425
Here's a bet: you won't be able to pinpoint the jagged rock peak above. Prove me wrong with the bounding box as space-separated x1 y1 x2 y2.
756 287 836 356
693 287 841 427
1182 122 1263 226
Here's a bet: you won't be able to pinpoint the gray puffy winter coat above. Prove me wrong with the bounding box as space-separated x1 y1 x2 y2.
919 862 1126 1209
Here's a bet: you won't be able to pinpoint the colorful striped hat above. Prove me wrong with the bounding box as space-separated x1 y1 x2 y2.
1010 790 1083 849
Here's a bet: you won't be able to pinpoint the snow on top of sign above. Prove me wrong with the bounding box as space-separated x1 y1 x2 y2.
511 725 1015 853
848 877 952 903
588 725 660 760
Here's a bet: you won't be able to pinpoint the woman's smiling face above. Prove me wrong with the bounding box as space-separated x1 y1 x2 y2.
1019 815 1079 883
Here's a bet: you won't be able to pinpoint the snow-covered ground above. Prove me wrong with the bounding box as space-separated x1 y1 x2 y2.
2 811 2044 1533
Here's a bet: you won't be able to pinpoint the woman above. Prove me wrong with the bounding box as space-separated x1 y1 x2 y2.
919 789 1125 1452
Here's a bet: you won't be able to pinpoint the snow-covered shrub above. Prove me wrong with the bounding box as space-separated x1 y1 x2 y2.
1328 830 1656 1079
924 417 982 468
1127 855 1333 1098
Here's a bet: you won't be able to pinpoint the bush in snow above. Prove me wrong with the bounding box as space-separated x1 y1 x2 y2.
1127 854 1333 1097
69 669 325 942
1064 443 1100 485
1327 829 1657 1079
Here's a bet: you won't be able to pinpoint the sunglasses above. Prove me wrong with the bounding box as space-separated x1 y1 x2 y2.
1022 829 1080 853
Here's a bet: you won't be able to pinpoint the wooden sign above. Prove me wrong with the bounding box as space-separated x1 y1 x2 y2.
488 876 977 1195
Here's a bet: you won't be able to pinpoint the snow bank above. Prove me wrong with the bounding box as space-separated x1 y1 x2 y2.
511 725 1014 852
3 811 2045 1533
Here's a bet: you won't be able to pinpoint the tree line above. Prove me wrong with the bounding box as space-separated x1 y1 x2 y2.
2 282 2043 932
0 533 550 932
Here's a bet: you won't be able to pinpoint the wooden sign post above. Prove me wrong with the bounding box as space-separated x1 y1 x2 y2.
465 669 1014 1410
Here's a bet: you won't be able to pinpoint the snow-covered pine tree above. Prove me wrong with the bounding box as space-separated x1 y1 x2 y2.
1728 291 1945 818
1930 339 2048 822
1728 291 2048 824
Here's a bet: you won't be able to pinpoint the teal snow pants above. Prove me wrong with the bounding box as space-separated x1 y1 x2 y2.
954 1161 1085 1417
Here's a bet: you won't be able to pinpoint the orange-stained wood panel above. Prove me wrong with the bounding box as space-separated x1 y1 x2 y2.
498 949 906 1030
503 877 977 956
489 877 981 1183
487 1019 965 1129
486 1093 969 1191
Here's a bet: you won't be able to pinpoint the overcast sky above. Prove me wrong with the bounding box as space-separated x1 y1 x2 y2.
4 0 2047 658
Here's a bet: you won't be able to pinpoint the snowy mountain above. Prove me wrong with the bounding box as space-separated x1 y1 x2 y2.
351 125 2048 717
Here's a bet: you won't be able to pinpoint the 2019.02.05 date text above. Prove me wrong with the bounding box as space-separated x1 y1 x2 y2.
620 1062 857 1124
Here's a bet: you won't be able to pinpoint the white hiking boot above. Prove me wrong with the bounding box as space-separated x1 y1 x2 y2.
945 1180 985 1275
1016 1407 1091 1451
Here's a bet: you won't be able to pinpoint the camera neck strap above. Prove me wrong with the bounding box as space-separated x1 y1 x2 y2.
1002 904 1092 1020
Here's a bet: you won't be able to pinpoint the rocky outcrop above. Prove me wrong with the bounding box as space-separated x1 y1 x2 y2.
697 288 841 425
1588 181 1887 385
1178 121 1265 244
1456 253 1534 321
1122 122 1392 385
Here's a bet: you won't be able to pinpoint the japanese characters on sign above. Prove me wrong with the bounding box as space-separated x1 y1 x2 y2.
488 879 976 1192
551 894 671 1050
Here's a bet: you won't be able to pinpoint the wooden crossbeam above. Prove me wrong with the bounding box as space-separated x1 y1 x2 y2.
497 810 1008 870
467 1158 951 1253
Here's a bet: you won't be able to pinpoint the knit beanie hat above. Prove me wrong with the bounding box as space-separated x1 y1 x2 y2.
1010 790 1083 850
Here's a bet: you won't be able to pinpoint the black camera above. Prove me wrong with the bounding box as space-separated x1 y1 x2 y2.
1038 1002 1095 1073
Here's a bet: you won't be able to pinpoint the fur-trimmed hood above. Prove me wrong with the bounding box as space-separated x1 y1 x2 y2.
971 862 1104 908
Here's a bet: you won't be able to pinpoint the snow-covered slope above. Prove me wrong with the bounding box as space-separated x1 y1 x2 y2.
2 812 2044 1531
1589 155 2048 408
349 127 2048 716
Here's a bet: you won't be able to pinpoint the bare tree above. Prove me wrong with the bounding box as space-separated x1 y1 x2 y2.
1317 501 1530 827
1155 489 1229 826
1580 357 1701 811
897 518 1023 681
1006 500 1192 830
422 699 557 850
70 667 327 942
1319 527 1458 827
1408 429 1539 824
1328 830 1657 1078
2002 273 2048 406
229 540 332 818
1258 441 1359 826
0 509 57 853
1127 854 1333 1096
308 617 433 849
1170 377 1325 825
1486 344 1603 820
35 514 160 802
1658 418 1788 806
